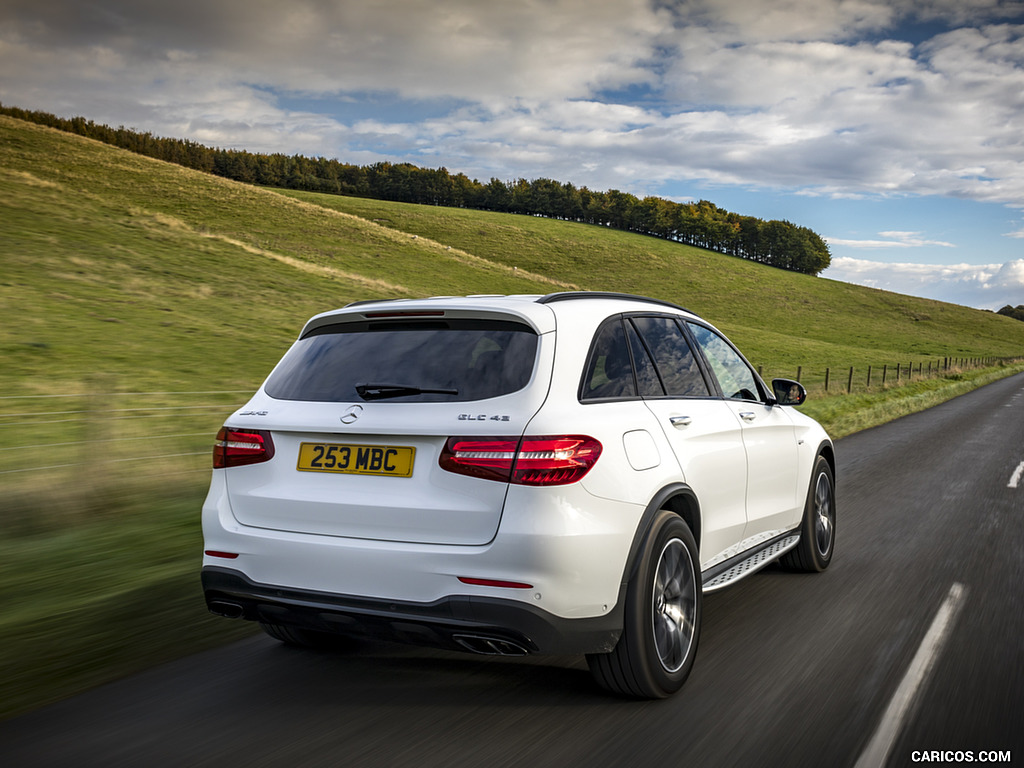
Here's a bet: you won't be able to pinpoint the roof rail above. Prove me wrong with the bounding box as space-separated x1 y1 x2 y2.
536 291 694 315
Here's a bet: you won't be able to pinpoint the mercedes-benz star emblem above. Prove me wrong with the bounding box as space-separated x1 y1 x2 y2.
340 404 363 424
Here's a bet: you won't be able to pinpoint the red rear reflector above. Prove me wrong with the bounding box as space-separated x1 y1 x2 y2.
458 577 533 589
213 427 275 468
439 435 602 486
204 550 240 559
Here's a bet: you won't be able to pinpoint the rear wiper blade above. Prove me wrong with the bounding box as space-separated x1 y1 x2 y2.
354 383 459 401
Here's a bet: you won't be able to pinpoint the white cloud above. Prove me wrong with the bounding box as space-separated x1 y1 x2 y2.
825 256 1024 308
0 0 670 105
2 0 1023 202
827 231 958 248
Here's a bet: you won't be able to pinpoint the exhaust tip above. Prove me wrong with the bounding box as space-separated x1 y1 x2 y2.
453 634 530 656
208 600 245 619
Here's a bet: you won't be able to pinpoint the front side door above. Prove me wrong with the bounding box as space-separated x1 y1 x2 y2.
685 322 802 539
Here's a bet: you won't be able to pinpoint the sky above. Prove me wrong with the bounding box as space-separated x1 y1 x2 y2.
2 0 1024 310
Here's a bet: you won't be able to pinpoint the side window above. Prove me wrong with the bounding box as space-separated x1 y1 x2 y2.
631 317 710 398
687 323 760 402
581 318 637 400
625 321 665 397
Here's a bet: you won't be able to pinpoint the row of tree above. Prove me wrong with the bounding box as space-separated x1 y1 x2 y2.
2 103 831 275
997 305 1024 322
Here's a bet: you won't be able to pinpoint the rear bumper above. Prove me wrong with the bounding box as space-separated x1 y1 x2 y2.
202 566 623 656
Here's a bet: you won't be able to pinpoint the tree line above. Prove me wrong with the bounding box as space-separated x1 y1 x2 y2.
997 305 1024 322
1 103 831 275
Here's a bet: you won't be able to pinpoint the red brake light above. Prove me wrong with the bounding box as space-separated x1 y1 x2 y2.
364 311 445 318
439 435 602 486
213 428 275 468
512 436 603 485
439 437 518 482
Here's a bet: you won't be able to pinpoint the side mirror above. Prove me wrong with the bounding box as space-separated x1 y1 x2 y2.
772 378 807 406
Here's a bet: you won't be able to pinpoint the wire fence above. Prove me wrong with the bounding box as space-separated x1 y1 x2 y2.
757 356 1017 395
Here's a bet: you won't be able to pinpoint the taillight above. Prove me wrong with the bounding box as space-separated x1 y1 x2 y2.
439 436 519 482
213 427 275 468
439 435 602 486
513 436 603 485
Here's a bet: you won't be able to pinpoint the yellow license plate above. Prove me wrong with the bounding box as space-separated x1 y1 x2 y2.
297 443 415 477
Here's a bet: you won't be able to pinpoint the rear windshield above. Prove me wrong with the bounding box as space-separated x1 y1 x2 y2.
264 318 539 402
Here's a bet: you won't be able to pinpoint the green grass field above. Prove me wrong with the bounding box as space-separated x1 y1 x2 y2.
2 113 1023 718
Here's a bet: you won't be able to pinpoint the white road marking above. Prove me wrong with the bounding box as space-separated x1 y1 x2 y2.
1009 461 1024 489
854 583 968 768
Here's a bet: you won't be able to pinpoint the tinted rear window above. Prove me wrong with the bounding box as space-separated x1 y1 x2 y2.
265 319 539 402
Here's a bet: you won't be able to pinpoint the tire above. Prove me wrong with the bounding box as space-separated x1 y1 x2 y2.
587 510 701 699
260 622 348 650
781 455 835 572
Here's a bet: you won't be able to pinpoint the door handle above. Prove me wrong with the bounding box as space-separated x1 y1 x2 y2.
669 416 692 428
739 411 757 422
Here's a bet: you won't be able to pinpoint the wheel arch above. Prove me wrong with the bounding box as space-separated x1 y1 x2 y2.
621 483 701 585
817 439 836 480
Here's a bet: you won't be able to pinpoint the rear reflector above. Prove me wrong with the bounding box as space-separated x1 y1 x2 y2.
440 435 602 486
213 427 275 468
204 550 240 559
458 577 533 589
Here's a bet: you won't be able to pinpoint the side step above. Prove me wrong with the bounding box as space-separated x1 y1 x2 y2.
702 534 800 593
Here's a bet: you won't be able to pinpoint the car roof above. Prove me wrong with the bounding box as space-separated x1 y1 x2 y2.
299 292 700 337
345 291 694 314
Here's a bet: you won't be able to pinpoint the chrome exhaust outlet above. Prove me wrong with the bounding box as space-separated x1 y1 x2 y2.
453 634 530 656
208 600 245 619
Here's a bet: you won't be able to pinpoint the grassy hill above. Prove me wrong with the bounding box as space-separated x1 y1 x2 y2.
2 112 1024 719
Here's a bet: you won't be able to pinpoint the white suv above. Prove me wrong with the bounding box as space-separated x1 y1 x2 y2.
202 292 835 698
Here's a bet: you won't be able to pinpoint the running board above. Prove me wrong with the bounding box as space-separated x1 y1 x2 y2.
702 534 800 593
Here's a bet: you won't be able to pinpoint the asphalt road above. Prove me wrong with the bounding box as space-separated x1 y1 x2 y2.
2 373 1022 768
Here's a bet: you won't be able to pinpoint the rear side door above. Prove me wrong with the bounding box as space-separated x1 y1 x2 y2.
685 322 803 539
623 315 749 567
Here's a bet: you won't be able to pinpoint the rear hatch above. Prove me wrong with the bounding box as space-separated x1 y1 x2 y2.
220 303 554 546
